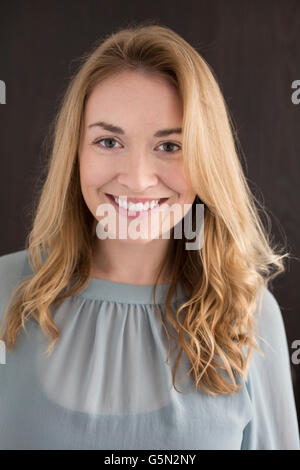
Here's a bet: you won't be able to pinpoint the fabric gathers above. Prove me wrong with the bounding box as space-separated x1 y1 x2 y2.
0 249 299 450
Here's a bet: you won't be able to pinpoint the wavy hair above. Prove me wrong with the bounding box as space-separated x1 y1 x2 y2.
0 21 289 396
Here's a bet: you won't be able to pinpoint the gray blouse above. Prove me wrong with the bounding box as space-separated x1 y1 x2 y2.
0 249 299 449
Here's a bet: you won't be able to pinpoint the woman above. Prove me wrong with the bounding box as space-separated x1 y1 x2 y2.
0 23 299 450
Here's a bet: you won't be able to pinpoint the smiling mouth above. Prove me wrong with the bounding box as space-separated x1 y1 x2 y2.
104 193 169 217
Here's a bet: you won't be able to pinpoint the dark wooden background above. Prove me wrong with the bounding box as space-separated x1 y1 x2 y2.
0 0 300 425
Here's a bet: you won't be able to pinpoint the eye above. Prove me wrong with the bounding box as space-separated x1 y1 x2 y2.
93 137 121 150
157 142 181 153
92 138 181 154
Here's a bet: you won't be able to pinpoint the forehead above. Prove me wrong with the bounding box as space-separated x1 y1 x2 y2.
84 70 183 128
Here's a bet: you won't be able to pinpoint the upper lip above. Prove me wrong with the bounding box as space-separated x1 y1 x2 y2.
106 193 170 204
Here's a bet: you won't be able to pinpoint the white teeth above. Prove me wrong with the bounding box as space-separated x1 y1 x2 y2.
113 196 161 211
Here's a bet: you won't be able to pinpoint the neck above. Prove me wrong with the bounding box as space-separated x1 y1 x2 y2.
90 236 173 285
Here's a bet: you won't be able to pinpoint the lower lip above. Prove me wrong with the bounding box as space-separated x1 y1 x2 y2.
105 194 169 219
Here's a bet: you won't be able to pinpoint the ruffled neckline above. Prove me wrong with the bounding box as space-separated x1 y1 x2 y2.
77 277 187 305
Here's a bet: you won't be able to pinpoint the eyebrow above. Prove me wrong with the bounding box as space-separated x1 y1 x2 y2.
87 121 182 138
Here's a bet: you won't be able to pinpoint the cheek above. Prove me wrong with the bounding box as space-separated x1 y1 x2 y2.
79 152 94 183
178 172 196 202
165 160 192 193
165 170 194 200
184 186 197 202
79 161 92 186
79 154 112 188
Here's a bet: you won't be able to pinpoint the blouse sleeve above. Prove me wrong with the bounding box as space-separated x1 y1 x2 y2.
0 249 28 322
241 287 300 449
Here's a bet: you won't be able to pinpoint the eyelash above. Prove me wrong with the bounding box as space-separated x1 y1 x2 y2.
92 137 181 154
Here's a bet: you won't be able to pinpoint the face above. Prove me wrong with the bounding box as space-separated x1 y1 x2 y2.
78 70 196 244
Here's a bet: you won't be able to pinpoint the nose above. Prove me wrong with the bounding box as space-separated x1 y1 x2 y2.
117 152 159 193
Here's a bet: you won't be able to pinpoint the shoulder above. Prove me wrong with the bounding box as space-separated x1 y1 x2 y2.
246 285 293 389
0 249 29 284
254 286 289 355
242 286 300 449
0 248 28 268
0 249 29 316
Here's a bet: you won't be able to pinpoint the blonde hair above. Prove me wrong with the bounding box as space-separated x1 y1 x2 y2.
0 21 289 396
